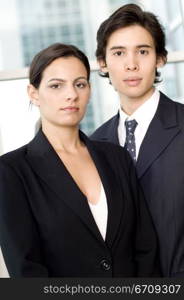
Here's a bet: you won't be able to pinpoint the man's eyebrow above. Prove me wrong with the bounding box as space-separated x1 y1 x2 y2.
109 44 152 51
136 44 152 48
109 46 126 51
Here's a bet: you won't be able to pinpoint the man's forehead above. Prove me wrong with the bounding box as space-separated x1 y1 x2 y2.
106 25 155 45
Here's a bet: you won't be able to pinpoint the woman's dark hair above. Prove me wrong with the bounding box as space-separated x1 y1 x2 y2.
96 4 168 83
29 43 90 88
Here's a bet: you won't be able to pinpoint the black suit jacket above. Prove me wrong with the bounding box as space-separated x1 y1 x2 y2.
91 92 184 277
0 130 159 277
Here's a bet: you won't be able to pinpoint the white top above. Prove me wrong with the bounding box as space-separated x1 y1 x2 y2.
88 184 108 241
118 89 160 160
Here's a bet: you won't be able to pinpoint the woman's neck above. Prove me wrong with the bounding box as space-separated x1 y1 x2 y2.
41 122 82 153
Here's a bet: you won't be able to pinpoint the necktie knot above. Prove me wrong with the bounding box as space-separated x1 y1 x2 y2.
124 119 137 135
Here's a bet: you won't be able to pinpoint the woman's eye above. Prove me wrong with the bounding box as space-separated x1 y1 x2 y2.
50 84 61 89
76 82 87 88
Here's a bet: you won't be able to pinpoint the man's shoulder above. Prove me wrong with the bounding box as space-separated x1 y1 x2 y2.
160 92 184 109
159 92 184 121
91 113 119 141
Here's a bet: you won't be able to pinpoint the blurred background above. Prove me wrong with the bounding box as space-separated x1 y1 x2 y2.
0 0 184 155
0 0 184 278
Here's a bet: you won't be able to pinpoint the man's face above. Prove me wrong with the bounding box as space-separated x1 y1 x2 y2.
101 25 163 106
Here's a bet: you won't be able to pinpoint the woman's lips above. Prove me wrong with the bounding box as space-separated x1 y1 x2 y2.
61 107 79 112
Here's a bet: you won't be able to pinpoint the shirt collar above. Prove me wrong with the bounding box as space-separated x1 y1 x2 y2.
119 89 160 127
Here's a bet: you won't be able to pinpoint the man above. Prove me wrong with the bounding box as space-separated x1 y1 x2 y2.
91 3 184 277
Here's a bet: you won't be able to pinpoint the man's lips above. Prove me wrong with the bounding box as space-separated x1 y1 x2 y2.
123 77 142 87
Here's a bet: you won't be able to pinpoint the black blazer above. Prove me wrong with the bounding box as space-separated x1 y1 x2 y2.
0 130 159 277
91 92 184 277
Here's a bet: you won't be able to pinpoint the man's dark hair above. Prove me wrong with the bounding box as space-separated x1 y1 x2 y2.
96 4 168 83
29 43 90 88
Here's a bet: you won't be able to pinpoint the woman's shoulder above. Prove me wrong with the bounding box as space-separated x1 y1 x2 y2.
90 139 132 165
0 145 27 168
91 138 128 155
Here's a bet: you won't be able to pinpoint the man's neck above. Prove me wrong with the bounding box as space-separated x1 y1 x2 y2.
120 88 155 116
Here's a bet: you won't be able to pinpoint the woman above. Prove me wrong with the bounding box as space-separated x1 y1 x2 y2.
0 43 160 277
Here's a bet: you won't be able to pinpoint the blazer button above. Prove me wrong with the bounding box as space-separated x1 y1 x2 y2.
100 259 111 271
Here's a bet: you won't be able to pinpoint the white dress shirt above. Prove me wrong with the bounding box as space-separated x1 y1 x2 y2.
118 89 160 160
0 247 9 278
88 183 108 241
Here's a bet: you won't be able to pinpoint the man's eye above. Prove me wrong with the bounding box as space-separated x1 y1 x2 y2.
114 51 123 56
140 49 149 55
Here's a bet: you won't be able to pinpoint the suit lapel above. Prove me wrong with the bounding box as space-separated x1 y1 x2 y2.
101 113 120 145
26 130 105 246
136 93 181 178
85 137 124 248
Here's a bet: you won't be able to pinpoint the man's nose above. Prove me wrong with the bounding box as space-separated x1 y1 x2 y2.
124 55 139 71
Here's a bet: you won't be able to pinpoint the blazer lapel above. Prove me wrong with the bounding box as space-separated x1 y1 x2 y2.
101 113 120 145
26 130 105 246
136 93 181 179
85 136 124 249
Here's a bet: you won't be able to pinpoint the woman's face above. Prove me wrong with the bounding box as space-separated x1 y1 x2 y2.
28 56 90 128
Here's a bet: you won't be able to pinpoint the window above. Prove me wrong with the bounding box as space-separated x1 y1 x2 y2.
1 0 184 150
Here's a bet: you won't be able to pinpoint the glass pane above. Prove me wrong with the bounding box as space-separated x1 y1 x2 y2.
1 0 184 71
160 62 184 102
1 0 184 148
0 72 119 154
0 79 39 154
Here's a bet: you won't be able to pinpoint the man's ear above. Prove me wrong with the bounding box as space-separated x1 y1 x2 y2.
27 84 40 106
156 56 165 68
98 59 108 73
